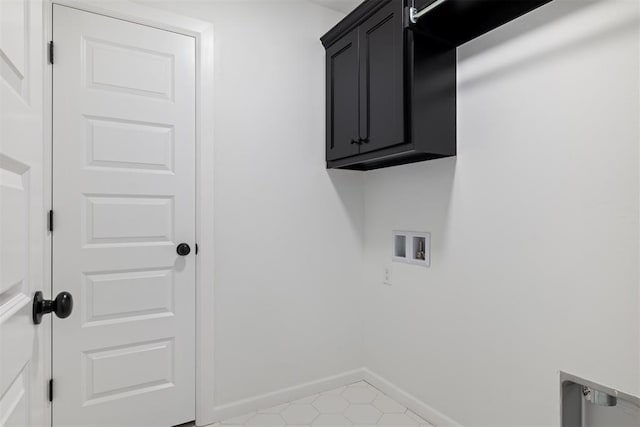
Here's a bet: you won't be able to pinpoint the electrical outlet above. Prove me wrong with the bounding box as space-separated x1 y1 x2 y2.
383 266 392 286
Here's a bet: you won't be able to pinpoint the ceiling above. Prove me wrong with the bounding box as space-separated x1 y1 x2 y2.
309 0 361 14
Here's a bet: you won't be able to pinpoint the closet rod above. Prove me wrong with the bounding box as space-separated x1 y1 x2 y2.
409 0 447 24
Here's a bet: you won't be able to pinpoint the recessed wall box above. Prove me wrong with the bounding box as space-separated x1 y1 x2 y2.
392 230 430 267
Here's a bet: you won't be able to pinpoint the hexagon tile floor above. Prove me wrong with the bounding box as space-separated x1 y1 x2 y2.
208 381 435 427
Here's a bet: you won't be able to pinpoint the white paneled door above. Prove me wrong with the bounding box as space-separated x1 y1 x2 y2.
52 5 196 426
0 0 47 426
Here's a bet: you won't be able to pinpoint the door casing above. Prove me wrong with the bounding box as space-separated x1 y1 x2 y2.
43 1 215 425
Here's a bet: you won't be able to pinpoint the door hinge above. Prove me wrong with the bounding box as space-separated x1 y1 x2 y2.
195 243 199 255
48 41 54 65
48 379 53 402
48 210 54 232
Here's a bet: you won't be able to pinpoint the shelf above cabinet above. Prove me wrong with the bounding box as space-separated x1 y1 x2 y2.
411 0 553 47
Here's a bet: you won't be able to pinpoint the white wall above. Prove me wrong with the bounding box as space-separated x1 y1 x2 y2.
139 0 365 410
362 1 640 426
136 1 640 425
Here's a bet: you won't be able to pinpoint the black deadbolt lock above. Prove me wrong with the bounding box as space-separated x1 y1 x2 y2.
176 243 191 256
33 291 73 325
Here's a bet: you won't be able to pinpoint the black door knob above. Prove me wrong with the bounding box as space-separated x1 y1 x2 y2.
32 291 73 325
176 243 191 256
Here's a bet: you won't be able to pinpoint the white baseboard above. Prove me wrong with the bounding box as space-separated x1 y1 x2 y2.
201 368 365 425
199 367 462 427
363 368 463 427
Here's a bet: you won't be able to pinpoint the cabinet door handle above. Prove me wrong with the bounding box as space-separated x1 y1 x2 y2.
359 137 370 144
350 138 361 145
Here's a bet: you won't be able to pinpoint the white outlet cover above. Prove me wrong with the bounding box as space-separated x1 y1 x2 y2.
383 266 392 286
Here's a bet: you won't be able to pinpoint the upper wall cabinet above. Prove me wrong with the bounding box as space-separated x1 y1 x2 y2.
321 0 553 170
322 0 456 170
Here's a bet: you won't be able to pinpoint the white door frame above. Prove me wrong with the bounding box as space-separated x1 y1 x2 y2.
43 1 215 425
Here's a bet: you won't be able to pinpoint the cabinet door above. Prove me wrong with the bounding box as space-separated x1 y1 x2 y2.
359 1 405 154
326 29 360 161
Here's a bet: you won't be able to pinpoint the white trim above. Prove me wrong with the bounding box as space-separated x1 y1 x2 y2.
43 2 215 425
50 0 212 37
363 368 464 427
207 367 464 426
42 2 54 426
209 369 365 423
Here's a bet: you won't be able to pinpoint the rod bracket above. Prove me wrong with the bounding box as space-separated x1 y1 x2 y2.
409 7 419 24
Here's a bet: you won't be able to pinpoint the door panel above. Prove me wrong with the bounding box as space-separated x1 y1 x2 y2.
359 1 405 154
0 0 47 425
52 6 196 426
85 39 175 100
326 29 360 161
86 117 174 172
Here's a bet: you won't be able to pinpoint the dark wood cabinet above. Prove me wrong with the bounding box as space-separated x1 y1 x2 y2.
357 1 404 155
322 0 456 170
321 0 553 170
326 29 360 161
